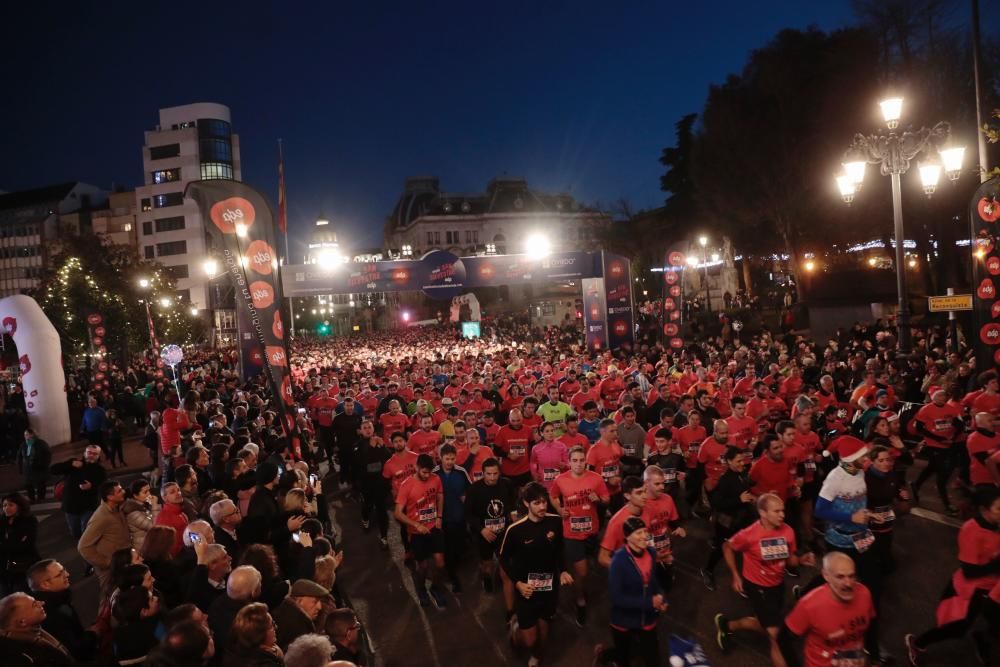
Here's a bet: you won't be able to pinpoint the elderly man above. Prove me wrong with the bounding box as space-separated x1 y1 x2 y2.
273 579 330 650
209 498 245 560
0 592 74 665
285 633 335 667
26 558 96 660
186 542 232 613
207 565 261 650
77 480 130 594
50 444 106 541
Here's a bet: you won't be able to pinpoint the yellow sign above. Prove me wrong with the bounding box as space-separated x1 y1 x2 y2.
927 294 973 312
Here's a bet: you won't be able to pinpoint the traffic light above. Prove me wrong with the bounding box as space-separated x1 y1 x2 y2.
316 321 330 336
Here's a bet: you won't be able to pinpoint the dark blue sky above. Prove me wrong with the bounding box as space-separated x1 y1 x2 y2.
3 2 870 253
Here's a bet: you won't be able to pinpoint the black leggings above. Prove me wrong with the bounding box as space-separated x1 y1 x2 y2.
705 522 738 574
915 588 991 650
612 626 660 666
360 484 389 538
913 446 955 506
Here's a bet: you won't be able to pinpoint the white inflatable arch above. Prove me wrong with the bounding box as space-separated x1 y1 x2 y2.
449 293 482 323
0 295 71 445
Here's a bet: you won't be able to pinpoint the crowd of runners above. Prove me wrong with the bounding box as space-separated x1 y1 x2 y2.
2 318 999 666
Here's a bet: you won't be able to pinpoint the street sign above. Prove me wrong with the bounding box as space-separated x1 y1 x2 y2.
928 294 973 312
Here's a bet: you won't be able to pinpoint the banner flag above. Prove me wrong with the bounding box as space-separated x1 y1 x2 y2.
970 177 1000 370
185 181 296 435
663 247 687 350
603 252 635 350
582 277 608 351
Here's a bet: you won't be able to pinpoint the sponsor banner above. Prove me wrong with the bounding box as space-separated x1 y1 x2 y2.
603 252 635 350
185 181 297 438
971 177 1000 370
86 311 105 390
663 245 687 343
282 250 602 299
582 278 608 352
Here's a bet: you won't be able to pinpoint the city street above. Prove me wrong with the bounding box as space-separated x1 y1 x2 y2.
0 441 981 667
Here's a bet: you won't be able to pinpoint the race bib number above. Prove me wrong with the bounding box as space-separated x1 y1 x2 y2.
831 648 868 667
871 505 895 524
622 442 638 457
759 537 790 561
851 529 875 553
543 468 559 482
663 468 677 483
601 464 620 480
484 517 505 532
510 444 527 457
366 461 383 473
687 443 700 455
804 459 817 472
933 418 952 433
570 516 593 533
650 532 671 553
418 507 438 524
528 572 554 591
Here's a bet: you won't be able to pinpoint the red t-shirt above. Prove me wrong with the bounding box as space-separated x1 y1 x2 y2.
749 455 794 502
559 431 591 453
792 430 822 482
379 412 409 437
395 474 442 536
382 450 418 499
456 445 496 482
728 520 797 588
586 442 623 488
675 424 707 468
913 402 962 448
599 378 625 410
550 471 609 540
495 425 532 477
600 505 641 554
407 429 443 460
785 584 875 667
698 437 729 487
725 415 758 451
971 391 1000 417
307 396 339 427
642 493 680 559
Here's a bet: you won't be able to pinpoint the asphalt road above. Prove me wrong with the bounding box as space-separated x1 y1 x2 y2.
15 454 987 667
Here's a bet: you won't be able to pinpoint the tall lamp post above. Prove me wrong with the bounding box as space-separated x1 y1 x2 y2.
836 97 965 354
698 235 712 311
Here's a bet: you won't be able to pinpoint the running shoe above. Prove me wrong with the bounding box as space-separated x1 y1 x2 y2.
715 613 731 653
379 537 389 550
575 603 587 628
904 633 923 666
700 568 716 591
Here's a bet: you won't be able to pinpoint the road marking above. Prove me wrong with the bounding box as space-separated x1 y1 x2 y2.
910 507 962 528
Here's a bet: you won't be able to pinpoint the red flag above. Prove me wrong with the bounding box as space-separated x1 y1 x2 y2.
277 141 287 234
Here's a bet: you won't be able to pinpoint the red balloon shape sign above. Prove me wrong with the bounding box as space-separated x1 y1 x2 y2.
664 271 679 285
978 197 1000 223
210 197 256 235
670 337 684 349
87 313 102 326
668 251 685 267
992 301 1000 320
988 256 1000 276
981 323 1000 345
246 240 275 276
664 323 679 337
978 279 997 300
669 285 681 297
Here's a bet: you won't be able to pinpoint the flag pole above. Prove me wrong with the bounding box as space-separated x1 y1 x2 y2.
278 138 295 339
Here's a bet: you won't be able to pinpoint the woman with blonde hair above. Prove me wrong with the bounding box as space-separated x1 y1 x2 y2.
223 602 283 667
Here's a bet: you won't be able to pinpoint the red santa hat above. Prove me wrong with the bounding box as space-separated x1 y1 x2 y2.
828 435 868 463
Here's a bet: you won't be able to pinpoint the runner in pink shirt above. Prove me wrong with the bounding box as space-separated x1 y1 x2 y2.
530 421 570 489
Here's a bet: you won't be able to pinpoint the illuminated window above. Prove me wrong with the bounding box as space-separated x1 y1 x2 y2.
152 168 181 184
199 163 234 180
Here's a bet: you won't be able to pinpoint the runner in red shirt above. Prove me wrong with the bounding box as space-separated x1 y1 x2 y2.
750 434 797 503
725 397 758 452
495 408 533 489
379 399 410 438
641 465 685 594
382 433 418 500
715 493 815 665
408 415 443 462
559 414 591 453
597 476 646 568
456 428 494 482
698 421 731 493
549 446 610 626
912 388 964 514
968 370 1000 416
393 454 448 607
967 412 1000 487
644 407 676 449
781 552 875 667
586 419 624 500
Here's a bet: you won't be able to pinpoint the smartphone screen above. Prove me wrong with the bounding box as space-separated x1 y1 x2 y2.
309 474 317 486
189 532 201 543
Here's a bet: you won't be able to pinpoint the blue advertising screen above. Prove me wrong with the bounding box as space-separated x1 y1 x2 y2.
461 321 481 339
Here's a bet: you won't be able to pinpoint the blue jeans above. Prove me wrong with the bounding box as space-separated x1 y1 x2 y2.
66 510 95 540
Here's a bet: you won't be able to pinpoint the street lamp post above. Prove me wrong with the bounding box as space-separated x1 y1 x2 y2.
837 97 964 354
698 235 711 311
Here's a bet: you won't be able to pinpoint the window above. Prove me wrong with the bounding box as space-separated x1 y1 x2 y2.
144 246 155 259
197 119 231 139
200 163 234 180
142 222 153 236
172 121 195 130
199 139 232 164
155 216 185 233
446 231 459 244
215 309 236 330
165 264 190 280
156 240 187 256
153 192 183 208
465 230 478 244
149 144 180 160
434 231 441 245
426 231 435 246
141 198 151 212
152 168 181 184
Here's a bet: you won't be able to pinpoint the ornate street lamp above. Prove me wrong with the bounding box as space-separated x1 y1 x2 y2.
837 97 965 353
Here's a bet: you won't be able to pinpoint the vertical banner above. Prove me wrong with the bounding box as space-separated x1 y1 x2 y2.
237 304 264 381
185 181 297 434
86 312 109 391
971 177 1000 370
663 249 687 350
603 252 635 350
582 278 608 351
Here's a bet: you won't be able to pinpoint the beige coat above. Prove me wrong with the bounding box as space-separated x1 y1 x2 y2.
77 502 131 569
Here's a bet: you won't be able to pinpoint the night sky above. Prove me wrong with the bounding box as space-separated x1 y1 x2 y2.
3 1 893 254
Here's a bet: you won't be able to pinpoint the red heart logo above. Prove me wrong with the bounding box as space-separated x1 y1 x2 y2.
210 197 256 234
981 323 1000 345
1 317 16 336
670 337 684 349
979 197 1000 223
19 354 31 375
978 279 996 300
988 256 1000 276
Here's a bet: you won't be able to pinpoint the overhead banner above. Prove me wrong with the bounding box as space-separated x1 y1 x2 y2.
971 177 1000 370
185 181 296 431
582 277 608 351
603 252 635 350
282 249 603 299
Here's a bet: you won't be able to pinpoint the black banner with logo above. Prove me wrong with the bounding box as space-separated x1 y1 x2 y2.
970 177 1000 371
185 181 296 437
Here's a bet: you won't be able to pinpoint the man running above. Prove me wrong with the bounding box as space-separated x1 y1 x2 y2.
465 458 515 593
641 465 685 593
393 454 448 608
499 482 573 667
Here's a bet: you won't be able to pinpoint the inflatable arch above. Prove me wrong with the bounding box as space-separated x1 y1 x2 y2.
0 295 71 445
449 293 481 323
